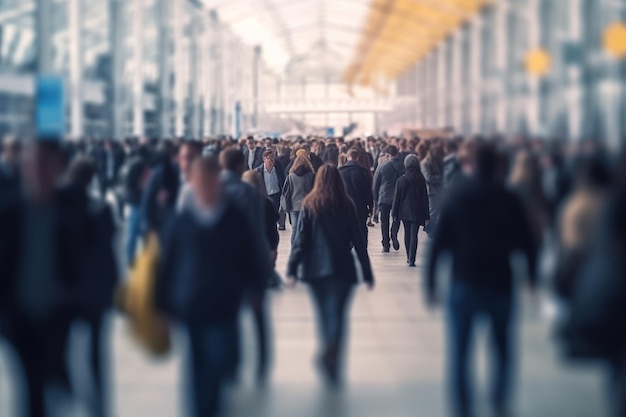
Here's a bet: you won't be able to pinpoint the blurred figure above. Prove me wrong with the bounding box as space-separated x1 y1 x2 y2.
558 155 626 417
281 154 315 244
391 155 429 267
219 148 273 381
243 136 264 170
117 148 151 267
255 150 287 231
67 157 119 417
0 135 22 207
509 150 549 246
427 142 537 417
373 145 403 252
443 138 462 188
322 142 339 166
339 148 374 247
421 144 444 237
142 141 201 234
287 164 374 386
156 156 265 417
0 141 92 417
95 139 124 199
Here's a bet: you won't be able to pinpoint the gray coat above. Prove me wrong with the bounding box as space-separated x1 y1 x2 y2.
373 157 404 206
281 170 315 213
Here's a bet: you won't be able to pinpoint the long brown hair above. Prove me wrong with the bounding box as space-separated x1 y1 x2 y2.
302 164 354 217
290 154 314 174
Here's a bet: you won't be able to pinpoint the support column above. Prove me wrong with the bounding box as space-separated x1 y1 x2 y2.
189 13 200 139
437 43 447 128
252 45 261 129
470 15 483 134
132 0 144 137
157 0 172 139
109 0 125 140
452 31 463 133
36 0 54 74
173 0 185 137
494 0 509 134
68 0 83 139
526 0 542 136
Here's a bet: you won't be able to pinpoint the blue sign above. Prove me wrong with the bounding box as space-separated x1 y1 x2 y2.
36 75 66 139
326 127 335 137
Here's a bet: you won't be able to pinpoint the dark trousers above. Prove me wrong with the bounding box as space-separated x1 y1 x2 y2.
379 204 400 249
308 281 355 373
447 283 514 417
268 193 286 228
186 318 239 417
245 291 270 380
609 357 626 417
8 313 73 417
402 221 420 264
79 313 108 417
289 211 300 245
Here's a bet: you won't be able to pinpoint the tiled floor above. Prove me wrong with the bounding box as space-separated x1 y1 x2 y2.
0 225 608 417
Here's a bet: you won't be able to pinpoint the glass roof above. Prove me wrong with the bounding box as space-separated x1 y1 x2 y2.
202 0 372 78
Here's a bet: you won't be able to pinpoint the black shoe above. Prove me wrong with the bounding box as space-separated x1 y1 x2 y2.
392 237 400 251
278 226 286 231
408 262 416 267
382 246 390 253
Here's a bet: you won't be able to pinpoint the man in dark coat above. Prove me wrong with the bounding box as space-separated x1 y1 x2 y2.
0 141 93 417
426 142 537 417
156 156 265 417
339 148 373 246
95 139 125 198
255 149 287 230
0 135 21 208
391 154 429 267
243 136 264 170
372 145 404 252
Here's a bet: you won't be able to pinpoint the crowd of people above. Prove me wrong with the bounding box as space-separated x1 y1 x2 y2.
0 132 625 417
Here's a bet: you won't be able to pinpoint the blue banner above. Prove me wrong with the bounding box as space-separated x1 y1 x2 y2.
36 75 66 140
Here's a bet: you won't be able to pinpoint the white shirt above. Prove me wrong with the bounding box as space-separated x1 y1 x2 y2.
264 165 280 195
248 148 256 169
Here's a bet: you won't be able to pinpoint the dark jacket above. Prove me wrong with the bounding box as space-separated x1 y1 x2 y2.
0 186 93 317
287 206 374 285
373 157 404 206
141 161 180 233
243 147 264 170
0 163 20 208
443 154 461 188
263 197 280 251
156 202 264 323
322 145 340 166
117 156 148 206
391 171 430 225
427 176 537 294
95 147 125 185
339 161 373 218
281 167 315 212
255 160 286 196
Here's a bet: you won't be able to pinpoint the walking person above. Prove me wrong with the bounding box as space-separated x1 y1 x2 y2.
286 164 374 386
391 155 430 267
281 154 315 244
255 150 287 231
156 156 265 417
339 148 373 246
421 144 444 237
426 143 537 417
373 145 403 252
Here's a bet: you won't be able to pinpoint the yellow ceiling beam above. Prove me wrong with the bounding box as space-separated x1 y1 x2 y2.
345 0 492 86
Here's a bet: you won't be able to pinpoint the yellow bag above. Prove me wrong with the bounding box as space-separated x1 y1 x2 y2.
120 232 171 357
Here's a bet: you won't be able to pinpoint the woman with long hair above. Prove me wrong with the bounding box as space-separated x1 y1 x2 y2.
286 164 375 386
281 154 315 244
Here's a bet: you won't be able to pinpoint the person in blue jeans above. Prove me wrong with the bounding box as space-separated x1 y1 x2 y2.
426 142 537 417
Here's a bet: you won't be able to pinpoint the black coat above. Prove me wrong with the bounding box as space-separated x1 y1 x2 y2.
287 206 374 285
373 157 404 206
156 203 265 323
391 171 430 225
243 147 265 170
141 162 181 233
0 186 93 317
339 161 373 218
427 176 538 294
255 161 287 196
